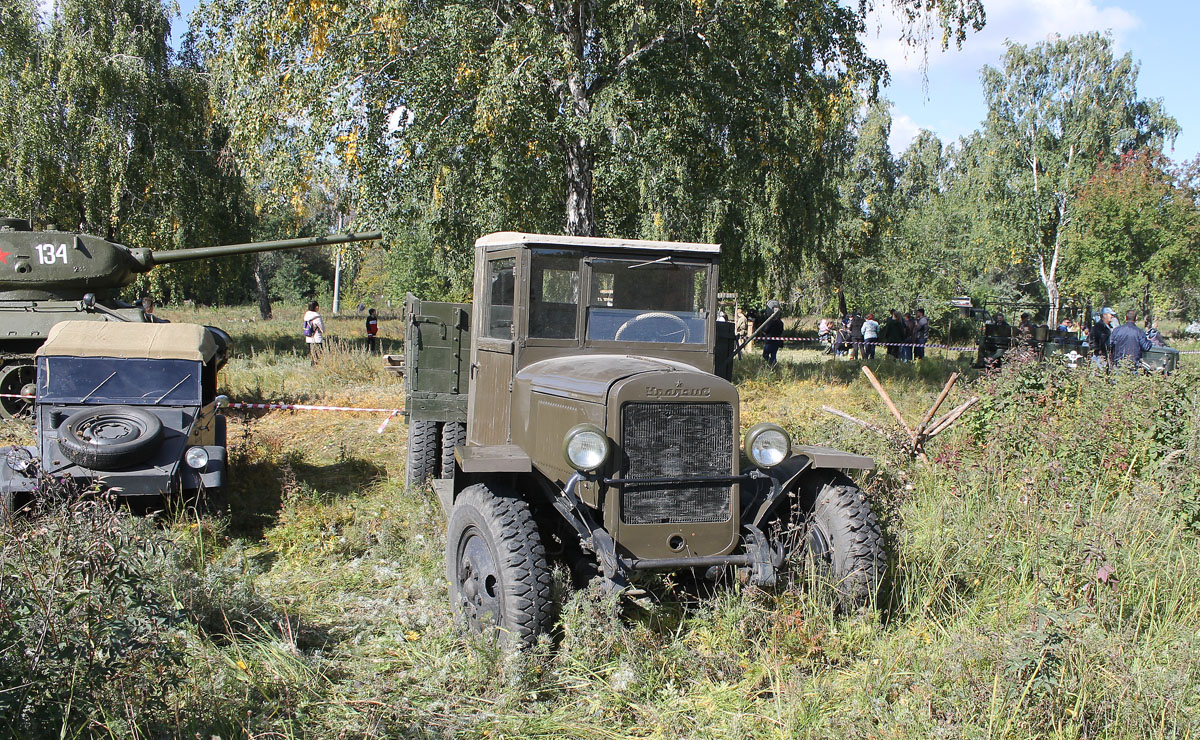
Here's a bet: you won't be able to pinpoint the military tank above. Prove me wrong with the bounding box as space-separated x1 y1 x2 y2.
0 217 382 417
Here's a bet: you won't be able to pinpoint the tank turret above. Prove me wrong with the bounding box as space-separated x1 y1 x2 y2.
0 217 382 416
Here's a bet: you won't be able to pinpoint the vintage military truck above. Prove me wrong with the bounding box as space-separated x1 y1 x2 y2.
406 232 884 647
0 321 230 517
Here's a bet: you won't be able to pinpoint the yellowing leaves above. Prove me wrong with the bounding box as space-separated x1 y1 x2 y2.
336 128 360 169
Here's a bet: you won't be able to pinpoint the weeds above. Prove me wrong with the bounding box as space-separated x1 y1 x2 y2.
2 307 1198 738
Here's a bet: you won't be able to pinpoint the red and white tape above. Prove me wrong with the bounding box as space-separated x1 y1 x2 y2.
0 394 405 433
222 402 404 433
753 336 977 352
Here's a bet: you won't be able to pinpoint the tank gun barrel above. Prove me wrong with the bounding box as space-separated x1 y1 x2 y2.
142 230 383 267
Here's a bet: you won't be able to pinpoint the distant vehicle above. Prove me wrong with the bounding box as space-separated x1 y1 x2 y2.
406 232 884 648
0 217 380 417
0 321 232 518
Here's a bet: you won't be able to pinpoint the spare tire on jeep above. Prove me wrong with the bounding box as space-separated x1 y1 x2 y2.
57 405 163 471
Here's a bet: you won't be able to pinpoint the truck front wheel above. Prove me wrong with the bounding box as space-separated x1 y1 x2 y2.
446 483 553 648
783 473 885 609
406 420 441 487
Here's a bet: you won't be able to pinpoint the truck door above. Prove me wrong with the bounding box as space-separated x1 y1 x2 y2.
467 254 518 445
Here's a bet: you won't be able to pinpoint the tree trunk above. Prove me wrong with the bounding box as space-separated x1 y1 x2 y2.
564 135 596 237
837 285 848 317
253 255 273 320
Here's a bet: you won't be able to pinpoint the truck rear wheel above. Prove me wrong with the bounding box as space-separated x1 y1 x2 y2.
785 473 885 608
446 483 553 648
406 419 441 487
440 421 465 479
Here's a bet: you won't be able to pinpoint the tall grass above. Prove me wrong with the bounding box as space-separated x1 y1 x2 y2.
1 311 1197 739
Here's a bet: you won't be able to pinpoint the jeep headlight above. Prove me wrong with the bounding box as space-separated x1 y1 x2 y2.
563 424 610 472
185 446 210 470
744 423 790 468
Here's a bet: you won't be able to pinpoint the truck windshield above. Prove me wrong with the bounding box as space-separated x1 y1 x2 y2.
37 357 204 405
586 258 710 344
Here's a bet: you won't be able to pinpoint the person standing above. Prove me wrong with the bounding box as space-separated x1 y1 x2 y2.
365 308 379 353
861 313 879 360
849 311 865 360
1109 309 1152 369
303 300 325 364
914 308 930 360
760 300 784 367
883 310 903 359
734 307 749 357
900 312 916 362
1089 307 1114 369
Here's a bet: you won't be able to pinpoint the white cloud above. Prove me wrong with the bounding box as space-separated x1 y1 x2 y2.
889 111 923 153
864 0 1140 77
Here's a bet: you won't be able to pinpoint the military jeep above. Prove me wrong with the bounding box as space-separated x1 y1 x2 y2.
0 321 229 516
407 232 884 646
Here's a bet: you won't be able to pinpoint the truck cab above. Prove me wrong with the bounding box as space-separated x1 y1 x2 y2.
406 232 883 647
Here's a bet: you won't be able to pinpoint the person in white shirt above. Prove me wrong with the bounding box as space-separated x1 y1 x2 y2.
303 300 325 364
861 312 879 360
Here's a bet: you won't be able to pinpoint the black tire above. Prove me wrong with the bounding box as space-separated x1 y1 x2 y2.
440 421 466 480
406 419 442 487
0 362 35 419
56 406 164 471
783 473 885 608
446 483 554 648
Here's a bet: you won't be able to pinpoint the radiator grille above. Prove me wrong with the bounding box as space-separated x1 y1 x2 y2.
620 402 734 524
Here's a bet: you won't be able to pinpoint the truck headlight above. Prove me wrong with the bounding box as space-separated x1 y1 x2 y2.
744 423 790 468
185 446 210 470
563 424 610 472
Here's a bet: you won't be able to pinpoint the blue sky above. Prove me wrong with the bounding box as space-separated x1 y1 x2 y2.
170 0 1199 162
863 0 1200 161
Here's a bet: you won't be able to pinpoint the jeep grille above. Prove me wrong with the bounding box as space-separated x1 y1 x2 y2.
620 402 734 524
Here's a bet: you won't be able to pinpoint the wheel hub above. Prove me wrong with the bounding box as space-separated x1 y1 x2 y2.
81 418 143 444
457 528 502 631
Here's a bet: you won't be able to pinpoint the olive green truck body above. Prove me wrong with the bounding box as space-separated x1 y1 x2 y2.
404 232 884 647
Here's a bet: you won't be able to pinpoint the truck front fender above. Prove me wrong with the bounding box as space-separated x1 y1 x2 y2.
746 445 874 528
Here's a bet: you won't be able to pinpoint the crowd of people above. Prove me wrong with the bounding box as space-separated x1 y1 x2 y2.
818 309 930 362
987 306 1167 370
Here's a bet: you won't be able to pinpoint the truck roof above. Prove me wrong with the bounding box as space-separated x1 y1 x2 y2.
475 231 721 255
37 321 218 362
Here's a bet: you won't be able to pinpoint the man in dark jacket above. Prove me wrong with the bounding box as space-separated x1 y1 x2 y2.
1109 309 1153 368
849 311 865 360
883 310 903 358
760 300 784 367
1089 307 1114 368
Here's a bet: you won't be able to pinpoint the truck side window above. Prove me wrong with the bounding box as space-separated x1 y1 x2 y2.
529 250 579 339
486 257 516 338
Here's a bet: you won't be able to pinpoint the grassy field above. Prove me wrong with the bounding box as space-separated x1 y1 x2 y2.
2 306 1198 739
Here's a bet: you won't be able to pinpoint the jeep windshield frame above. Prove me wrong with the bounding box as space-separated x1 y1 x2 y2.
36 356 205 406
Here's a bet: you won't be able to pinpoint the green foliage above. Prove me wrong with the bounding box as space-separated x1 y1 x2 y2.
1062 149 1200 318
975 32 1178 318
194 0 986 301
0 0 257 307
